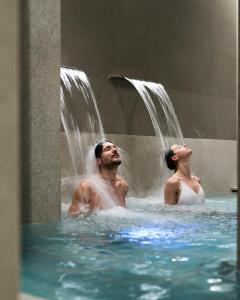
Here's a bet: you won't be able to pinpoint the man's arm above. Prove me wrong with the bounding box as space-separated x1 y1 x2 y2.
68 182 91 217
164 178 179 205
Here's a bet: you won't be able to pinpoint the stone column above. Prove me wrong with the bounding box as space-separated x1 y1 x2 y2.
238 0 240 270
21 0 61 223
0 0 20 298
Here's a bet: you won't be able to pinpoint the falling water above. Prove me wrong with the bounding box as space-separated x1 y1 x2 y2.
60 69 184 206
125 78 184 188
126 78 184 148
60 66 121 210
60 66 105 176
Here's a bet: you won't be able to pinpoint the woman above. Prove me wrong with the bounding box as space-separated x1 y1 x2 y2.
164 144 205 205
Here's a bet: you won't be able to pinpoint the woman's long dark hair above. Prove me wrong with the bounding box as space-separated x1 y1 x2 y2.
165 149 177 172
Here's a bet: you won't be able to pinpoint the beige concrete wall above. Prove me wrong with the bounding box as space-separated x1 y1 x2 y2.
185 138 237 194
61 0 237 200
62 0 237 140
0 0 19 298
61 133 237 199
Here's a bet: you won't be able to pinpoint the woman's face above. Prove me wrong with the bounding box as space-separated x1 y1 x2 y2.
171 144 192 160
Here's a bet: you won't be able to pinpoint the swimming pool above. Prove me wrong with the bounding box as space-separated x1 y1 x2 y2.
21 194 239 299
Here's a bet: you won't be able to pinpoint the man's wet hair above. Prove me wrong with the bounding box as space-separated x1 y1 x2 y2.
165 149 177 171
94 140 112 159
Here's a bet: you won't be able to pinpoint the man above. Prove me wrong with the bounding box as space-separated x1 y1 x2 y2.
68 141 129 216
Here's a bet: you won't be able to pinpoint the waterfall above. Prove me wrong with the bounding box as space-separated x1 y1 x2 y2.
125 78 184 188
60 66 120 209
60 68 184 204
60 66 105 176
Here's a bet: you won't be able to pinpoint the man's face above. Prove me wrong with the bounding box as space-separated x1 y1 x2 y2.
98 142 122 169
171 144 192 160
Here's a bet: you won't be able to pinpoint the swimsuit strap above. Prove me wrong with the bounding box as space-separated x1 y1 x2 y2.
174 174 196 182
173 174 182 182
172 175 182 194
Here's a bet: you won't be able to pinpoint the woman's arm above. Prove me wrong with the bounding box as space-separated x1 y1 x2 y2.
164 178 179 205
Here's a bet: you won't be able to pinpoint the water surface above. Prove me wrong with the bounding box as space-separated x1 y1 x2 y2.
21 194 239 300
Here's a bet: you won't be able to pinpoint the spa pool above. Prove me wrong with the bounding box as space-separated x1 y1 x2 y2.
21 194 239 299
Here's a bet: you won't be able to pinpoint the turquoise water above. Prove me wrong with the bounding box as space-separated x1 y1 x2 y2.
21 194 239 299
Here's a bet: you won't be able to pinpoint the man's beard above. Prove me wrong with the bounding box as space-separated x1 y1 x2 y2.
102 159 122 170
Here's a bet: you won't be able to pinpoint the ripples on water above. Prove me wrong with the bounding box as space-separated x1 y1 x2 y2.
21 194 239 300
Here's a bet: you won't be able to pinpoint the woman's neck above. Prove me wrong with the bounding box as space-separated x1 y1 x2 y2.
176 161 191 179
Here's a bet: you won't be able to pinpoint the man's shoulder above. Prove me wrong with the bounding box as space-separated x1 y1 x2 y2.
76 179 93 192
116 175 126 182
116 175 129 188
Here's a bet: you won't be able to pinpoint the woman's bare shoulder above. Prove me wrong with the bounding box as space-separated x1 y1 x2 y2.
192 175 201 183
165 175 179 187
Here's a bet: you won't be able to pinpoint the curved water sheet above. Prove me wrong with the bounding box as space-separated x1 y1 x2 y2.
125 78 184 191
61 67 133 207
61 66 107 203
60 66 105 176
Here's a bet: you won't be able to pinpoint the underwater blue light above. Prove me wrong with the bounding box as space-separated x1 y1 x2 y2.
109 223 198 246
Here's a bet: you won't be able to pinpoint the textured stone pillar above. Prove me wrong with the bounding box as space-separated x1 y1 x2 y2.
21 0 61 223
0 0 20 298
238 0 240 270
